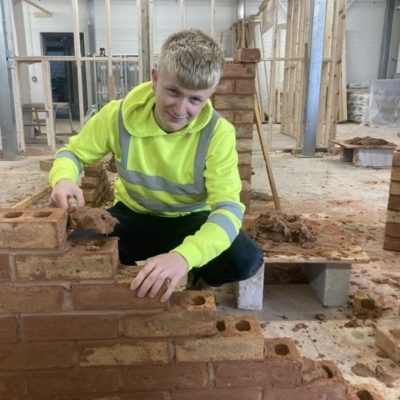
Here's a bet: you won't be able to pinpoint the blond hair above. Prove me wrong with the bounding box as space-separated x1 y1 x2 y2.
158 29 225 90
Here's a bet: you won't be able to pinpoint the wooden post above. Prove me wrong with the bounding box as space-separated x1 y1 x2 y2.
105 0 116 100
41 60 56 151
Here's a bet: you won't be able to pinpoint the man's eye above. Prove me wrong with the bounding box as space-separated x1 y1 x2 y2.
168 89 178 95
190 98 202 104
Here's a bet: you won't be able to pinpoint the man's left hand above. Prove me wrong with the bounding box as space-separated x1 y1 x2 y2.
130 252 189 303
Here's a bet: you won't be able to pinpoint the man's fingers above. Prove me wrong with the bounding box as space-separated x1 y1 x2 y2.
160 279 177 303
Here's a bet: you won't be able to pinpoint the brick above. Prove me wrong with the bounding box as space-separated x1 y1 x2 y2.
383 236 400 251
217 110 234 123
84 164 105 177
57 394 167 400
0 373 26 399
223 63 256 78
215 79 235 94
234 111 254 124
387 194 400 211
235 124 254 138
375 320 400 363
239 165 253 181
0 254 11 280
0 285 64 314
25 368 119 397
238 152 252 165
0 342 75 370
0 316 18 344
72 282 168 311
176 315 264 362
348 384 385 400
22 313 119 341
122 291 216 338
0 208 67 250
81 173 107 188
39 158 54 172
392 151 400 167
386 210 400 224
214 94 254 110
237 138 253 153
390 167 400 181
263 381 348 400
236 79 256 94
172 388 262 400
15 237 119 281
390 181 400 195
120 363 209 391
384 222 400 238
234 48 261 63
240 190 251 207
352 289 385 318
79 340 169 366
216 338 302 388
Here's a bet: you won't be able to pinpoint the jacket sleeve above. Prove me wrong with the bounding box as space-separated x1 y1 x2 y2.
49 101 121 187
171 118 245 269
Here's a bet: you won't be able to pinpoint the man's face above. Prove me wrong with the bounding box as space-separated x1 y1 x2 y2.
151 67 215 133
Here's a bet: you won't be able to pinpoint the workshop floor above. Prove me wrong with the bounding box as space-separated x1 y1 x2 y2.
0 122 399 398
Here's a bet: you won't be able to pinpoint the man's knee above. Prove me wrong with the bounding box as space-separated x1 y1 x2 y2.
233 249 264 281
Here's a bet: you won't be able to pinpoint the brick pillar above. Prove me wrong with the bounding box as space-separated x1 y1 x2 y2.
384 145 400 251
212 48 261 209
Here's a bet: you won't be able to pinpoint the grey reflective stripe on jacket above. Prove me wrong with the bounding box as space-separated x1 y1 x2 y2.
55 150 83 174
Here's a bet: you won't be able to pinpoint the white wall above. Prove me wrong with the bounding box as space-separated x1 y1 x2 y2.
345 0 386 84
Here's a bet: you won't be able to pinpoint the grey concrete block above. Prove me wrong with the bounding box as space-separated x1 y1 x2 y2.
236 263 265 310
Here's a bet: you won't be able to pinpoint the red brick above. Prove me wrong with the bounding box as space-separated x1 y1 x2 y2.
172 388 262 400
239 165 253 181
39 158 54 172
348 384 385 400
175 315 264 362
234 111 254 124
122 291 216 338
240 190 251 208
215 79 235 94
120 363 209 391
83 163 105 177
0 285 64 314
390 181 400 195
214 94 254 110
0 373 26 398
71 283 168 311
0 316 18 344
388 194 400 211
81 170 107 188
236 79 256 94
216 338 302 388
390 167 400 181
235 124 254 138
15 237 119 281
234 48 261 63
79 340 170 366
0 208 67 250
263 381 348 400
392 151 400 167
54 393 167 400
238 152 252 165
223 63 256 78
237 138 253 153
385 222 400 238
0 254 11 280
383 236 400 251
217 110 234 123
375 320 400 363
25 368 119 397
0 342 75 370
22 313 119 341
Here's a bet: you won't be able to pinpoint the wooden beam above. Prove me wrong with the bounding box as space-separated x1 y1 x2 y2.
23 0 52 16
11 186 52 209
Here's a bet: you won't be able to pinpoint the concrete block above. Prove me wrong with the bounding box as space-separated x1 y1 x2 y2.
375 320 400 363
0 208 67 250
79 341 170 366
236 262 265 310
353 148 394 168
301 263 351 307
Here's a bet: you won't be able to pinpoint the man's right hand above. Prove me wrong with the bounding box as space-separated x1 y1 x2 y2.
50 179 84 208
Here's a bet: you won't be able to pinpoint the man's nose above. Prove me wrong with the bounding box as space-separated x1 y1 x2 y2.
172 98 187 117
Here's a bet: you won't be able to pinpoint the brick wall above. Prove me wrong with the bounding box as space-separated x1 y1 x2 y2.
212 48 261 209
384 145 400 251
0 207 357 399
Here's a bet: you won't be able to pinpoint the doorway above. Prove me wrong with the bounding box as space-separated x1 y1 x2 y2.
41 32 87 120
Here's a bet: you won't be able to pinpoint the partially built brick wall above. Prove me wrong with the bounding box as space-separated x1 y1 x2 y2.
212 48 261 208
0 207 384 399
384 145 400 251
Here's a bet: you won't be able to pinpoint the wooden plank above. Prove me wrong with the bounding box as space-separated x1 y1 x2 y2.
11 186 52 209
41 60 56 151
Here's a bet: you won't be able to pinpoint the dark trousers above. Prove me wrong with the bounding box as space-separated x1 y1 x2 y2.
107 202 264 286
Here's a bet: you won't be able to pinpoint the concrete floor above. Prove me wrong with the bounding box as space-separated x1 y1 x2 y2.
0 122 400 397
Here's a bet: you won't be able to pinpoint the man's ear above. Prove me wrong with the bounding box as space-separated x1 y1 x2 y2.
151 68 158 89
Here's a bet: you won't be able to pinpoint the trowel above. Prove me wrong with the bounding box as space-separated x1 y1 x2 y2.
67 195 118 235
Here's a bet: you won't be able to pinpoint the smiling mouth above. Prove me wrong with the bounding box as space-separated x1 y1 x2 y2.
167 112 187 121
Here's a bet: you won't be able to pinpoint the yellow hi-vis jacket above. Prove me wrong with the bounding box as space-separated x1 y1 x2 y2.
49 82 245 270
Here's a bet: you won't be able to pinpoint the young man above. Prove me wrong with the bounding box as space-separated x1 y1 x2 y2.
49 29 263 302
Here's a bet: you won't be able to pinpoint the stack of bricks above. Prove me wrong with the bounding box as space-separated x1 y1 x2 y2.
81 163 112 207
384 145 400 251
0 207 383 399
212 48 261 208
